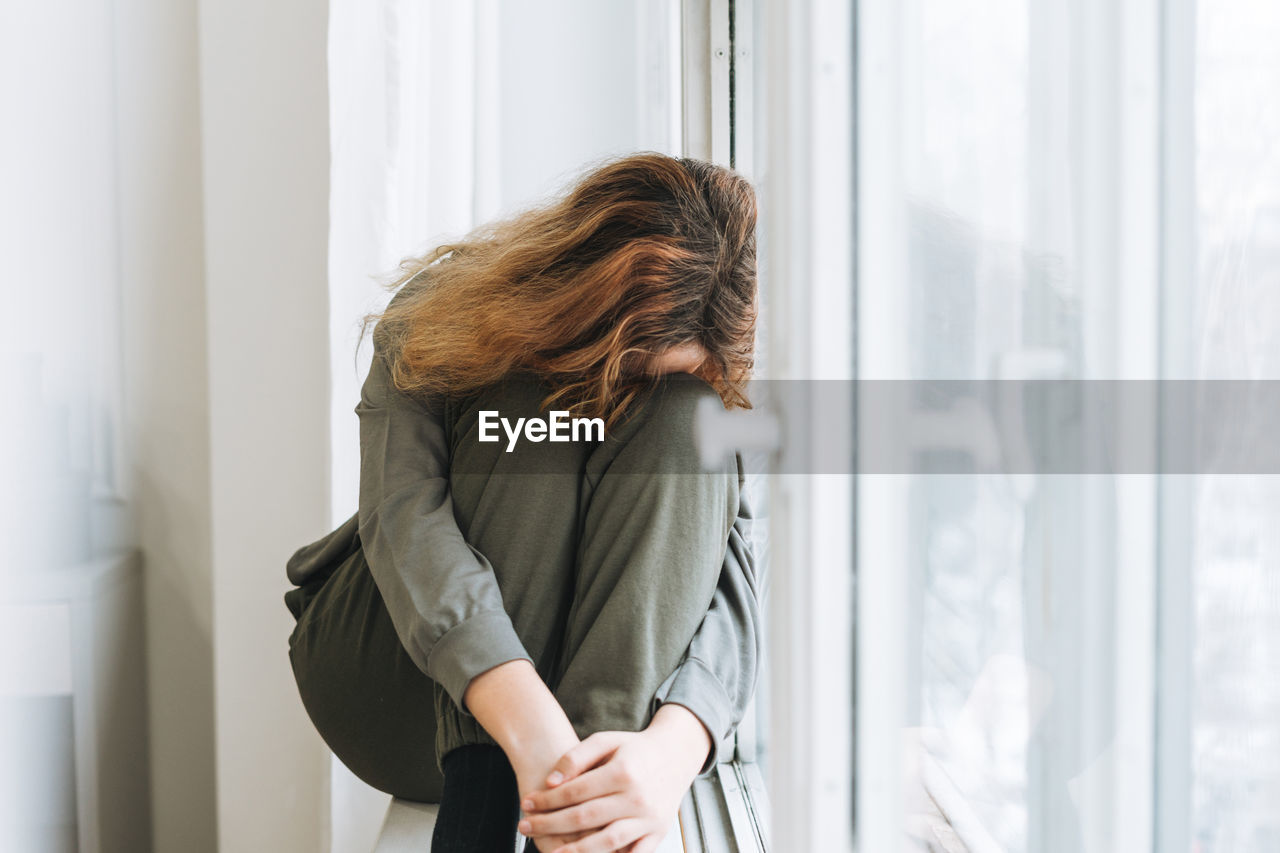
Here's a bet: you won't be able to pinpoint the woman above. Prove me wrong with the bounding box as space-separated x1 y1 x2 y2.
283 152 761 853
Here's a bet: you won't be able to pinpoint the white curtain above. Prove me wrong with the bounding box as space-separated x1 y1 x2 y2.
327 0 500 532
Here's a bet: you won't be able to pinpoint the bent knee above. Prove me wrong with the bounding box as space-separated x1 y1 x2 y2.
602 375 731 476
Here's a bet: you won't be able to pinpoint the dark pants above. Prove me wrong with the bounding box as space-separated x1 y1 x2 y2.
286 377 739 844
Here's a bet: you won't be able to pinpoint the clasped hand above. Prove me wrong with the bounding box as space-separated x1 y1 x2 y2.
517 704 710 853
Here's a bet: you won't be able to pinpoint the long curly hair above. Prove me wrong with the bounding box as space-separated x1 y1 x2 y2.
357 151 758 428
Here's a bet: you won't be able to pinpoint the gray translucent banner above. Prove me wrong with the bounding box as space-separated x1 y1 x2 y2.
708 379 1280 475
443 379 1280 475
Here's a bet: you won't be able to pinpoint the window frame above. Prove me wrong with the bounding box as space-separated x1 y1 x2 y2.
751 0 858 849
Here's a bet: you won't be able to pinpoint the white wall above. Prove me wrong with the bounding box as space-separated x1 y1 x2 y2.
1 0 219 849
0 4 126 568
196 0 333 848
120 0 338 844
114 0 219 849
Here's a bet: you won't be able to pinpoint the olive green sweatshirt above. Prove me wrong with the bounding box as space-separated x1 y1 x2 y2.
285 276 761 773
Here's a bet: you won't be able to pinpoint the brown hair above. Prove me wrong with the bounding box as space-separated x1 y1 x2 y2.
358 151 757 427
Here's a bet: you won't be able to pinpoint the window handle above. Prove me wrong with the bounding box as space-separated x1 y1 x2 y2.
694 395 783 470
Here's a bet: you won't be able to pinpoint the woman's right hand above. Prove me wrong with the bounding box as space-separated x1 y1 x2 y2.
516 703 711 853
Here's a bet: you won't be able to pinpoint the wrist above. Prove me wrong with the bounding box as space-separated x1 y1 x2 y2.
647 703 713 778
464 660 578 770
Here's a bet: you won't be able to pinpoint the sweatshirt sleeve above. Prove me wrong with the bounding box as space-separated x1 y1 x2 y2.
651 471 762 775
356 306 533 713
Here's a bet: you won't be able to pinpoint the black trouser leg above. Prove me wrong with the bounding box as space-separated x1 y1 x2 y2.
430 744 520 853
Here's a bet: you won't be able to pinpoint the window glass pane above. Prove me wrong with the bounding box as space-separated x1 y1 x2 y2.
879 0 1137 849
863 0 1279 849
1191 1 1280 848
897 0 1046 845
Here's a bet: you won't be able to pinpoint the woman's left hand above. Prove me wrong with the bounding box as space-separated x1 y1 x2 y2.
517 704 711 853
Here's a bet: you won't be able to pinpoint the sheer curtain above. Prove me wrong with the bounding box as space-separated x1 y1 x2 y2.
327 0 500 533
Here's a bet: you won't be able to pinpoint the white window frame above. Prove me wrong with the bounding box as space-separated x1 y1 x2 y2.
753 0 857 850
1153 0 1196 847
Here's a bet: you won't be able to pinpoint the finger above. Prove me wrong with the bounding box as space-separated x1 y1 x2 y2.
547 732 631 787
527 827 589 853
551 818 646 853
524 765 625 812
547 727 632 788
520 793 628 837
629 836 661 853
529 828 580 849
